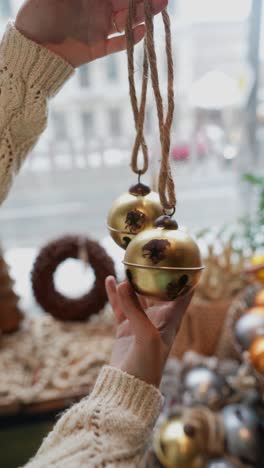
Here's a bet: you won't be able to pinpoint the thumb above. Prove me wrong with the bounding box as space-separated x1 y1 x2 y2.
160 291 194 346
167 291 194 327
117 282 158 343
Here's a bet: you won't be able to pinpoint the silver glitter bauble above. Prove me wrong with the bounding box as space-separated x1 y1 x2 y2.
206 459 238 468
183 367 230 406
234 313 264 350
222 404 262 465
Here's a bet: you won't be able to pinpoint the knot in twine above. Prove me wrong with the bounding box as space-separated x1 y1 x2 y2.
126 0 176 211
183 406 225 457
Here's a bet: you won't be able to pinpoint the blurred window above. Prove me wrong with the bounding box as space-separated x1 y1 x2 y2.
106 56 118 81
52 111 67 141
109 108 121 137
0 1 12 17
181 0 252 22
78 65 90 88
81 111 94 136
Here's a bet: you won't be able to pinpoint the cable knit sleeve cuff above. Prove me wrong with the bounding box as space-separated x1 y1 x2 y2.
90 366 163 427
0 22 74 96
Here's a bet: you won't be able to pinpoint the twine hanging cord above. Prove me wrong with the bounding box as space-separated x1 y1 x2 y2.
126 0 149 176
126 0 176 212
143 1 176 211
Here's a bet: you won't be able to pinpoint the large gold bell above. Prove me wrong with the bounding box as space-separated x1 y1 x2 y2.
124 215 203 300
107 182 163 249
153 418 205 468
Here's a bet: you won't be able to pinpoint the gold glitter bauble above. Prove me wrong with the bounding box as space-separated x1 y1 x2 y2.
249 335 264 375
153 418 205 468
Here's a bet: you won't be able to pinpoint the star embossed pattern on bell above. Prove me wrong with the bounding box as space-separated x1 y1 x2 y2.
153 417 205 468
124 215 204 300
107 182 163 249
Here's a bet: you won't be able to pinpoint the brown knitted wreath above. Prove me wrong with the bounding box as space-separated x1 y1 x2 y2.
31 235 116 321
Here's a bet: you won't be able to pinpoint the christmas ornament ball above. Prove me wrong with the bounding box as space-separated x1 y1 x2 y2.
234 313 264 350
222 404 262 465
153 417 204 468
249 335 264 375
107 183 163 249
255 289 264 306
124 216 203 300
183 367 230 406
206 459 238 468
251 255 264 282
248 305 264 317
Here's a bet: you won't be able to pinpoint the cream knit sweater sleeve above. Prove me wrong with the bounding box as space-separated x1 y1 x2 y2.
0 23 73 203
26 366 162 468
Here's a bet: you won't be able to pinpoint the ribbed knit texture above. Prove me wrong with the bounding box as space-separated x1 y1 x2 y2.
25 366 162 467
0 22 73 203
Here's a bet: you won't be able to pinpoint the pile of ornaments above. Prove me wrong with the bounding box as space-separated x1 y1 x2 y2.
234 288 264 378
148 354 264 468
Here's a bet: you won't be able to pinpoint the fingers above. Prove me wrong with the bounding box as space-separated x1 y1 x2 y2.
138 295 148 309
112 0 167 13
106 24 145 56
159 292 194 346
105 276 126 324
73 23 144 65
117 282 158 341
111 0 142 12
110 0 168 35
164 291 194 326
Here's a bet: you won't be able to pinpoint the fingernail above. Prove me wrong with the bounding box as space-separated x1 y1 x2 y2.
119 281 134 298
106 276 116 288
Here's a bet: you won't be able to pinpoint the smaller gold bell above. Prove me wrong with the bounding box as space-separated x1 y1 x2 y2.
124 215 203 300
249 335 264 375
153 418 205 468
107 182 163 249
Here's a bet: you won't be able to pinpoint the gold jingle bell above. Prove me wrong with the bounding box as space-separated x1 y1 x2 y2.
249 335 264 375
107 182 163 249
153 418 205 468
124 215 203 300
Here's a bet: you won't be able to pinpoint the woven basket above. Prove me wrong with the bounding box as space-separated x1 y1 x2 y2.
171 295 232 359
